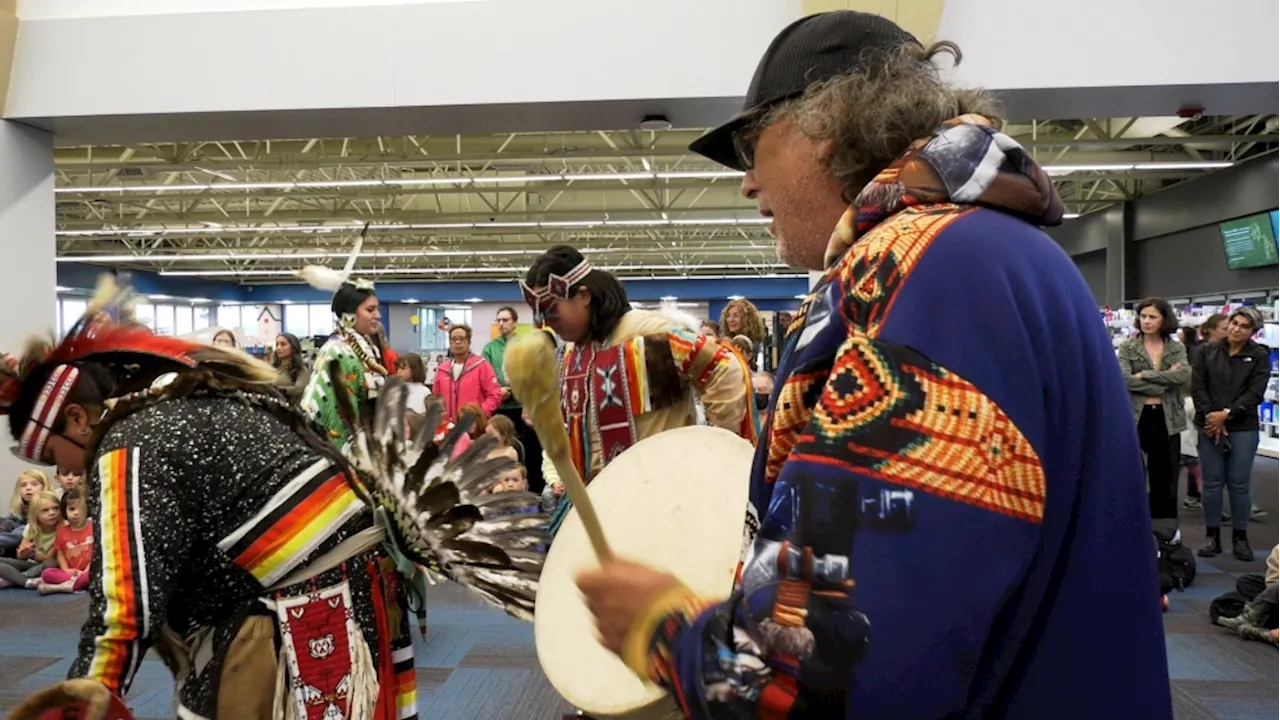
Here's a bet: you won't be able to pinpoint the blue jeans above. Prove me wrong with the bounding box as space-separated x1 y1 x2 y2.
1198 429 1259 531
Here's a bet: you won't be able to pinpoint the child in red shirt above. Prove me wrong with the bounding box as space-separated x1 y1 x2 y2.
39 489 93 594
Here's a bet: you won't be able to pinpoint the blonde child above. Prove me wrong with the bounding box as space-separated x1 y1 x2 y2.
0 490 61 589
485 464 528 495
0 469 49 557
39 489 93 594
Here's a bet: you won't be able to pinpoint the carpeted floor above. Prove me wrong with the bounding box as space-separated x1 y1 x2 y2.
0 459 1275 719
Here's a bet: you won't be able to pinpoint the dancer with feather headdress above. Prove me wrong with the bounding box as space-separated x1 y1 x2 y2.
4 279 549 720
299 225 399 452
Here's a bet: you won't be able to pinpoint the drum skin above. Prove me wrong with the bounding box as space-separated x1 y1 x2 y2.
535 426 754 719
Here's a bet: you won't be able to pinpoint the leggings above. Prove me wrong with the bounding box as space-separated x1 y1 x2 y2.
0 557 37 586
41 567 90 592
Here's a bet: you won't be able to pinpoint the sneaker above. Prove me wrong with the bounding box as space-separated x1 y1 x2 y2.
23 578 40 590
1183 497 1202 509
36 581 53 595
1238 623 1277 645
1250 505 1267 521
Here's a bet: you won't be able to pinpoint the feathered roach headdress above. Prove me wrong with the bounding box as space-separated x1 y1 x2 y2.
0 276 275 464
297 223 375 327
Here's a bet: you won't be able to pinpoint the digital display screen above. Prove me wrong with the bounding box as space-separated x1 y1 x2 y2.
1219 212 1279 270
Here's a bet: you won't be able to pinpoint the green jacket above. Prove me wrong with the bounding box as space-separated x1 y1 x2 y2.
481 333 520 409
1117 337 1190 436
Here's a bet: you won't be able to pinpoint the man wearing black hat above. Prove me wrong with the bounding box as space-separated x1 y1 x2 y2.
576 11 1171 719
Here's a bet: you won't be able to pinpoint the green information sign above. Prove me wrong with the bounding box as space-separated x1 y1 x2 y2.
1219 214 1279 270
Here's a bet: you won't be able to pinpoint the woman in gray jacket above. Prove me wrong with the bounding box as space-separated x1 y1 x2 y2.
1118 297 1191 521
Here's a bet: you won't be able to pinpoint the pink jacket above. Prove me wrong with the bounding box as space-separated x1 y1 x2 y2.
434 354 503 423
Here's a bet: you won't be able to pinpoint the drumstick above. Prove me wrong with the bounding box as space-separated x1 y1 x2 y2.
504 332 614 563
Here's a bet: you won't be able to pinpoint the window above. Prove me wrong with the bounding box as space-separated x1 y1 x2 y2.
309 304 334 337
284 304 309 336
174 306 193 336
57 299 87 337
194 305 212 331
217 305 241 331
135 303 155 330
417 306 471 352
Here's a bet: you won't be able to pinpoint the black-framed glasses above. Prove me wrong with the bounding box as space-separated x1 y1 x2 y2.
732 127 762 171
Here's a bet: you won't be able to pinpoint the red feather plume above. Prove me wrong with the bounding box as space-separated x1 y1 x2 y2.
45 316 203 369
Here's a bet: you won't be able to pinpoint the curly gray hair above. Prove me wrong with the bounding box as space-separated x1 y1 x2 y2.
765 41 1003 202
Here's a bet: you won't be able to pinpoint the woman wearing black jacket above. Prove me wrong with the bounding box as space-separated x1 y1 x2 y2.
1192 307 1271 561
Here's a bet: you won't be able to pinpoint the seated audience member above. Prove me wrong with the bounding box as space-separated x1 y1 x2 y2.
1216 545 1279 645
1 469 48 557
53 469 83 499
0 490 61 589
540 451 564 514
485 413 525 463
38 489 93 595
394 352 430 414
731 334 757 370
700 320 721 339
458 402 489 439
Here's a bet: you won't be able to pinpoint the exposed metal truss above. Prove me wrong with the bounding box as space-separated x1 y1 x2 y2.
53 116 1278 282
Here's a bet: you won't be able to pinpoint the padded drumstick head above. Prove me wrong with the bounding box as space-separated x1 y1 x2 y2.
503 332 568 458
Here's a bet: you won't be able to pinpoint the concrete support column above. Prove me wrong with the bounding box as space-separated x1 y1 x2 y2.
1102 202 1137 307
0 120 56 498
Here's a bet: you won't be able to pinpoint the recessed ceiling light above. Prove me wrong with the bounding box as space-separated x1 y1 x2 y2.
463 297 484 303
727 294 745 300
401 298 420 304
660 295 678 301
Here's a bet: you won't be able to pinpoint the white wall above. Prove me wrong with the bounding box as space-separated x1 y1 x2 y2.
0 122 55 503
937 0 1278 89
19 0 477 19
7 0 800 120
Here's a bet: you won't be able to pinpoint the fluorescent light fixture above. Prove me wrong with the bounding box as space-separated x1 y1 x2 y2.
148 294 173 300
660 295 678 301
793 294 807 299
401 298 420 304
1045 161 1232 175
463 297 484 303
53 162 1233 197
727 294 745 300
279 299 294 304
160 263 793 278
55 285 74 292
1062 213 1081 219
54 170 749 196
188 297 212 303
54 216 772 238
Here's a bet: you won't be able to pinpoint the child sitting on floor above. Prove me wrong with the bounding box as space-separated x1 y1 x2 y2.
0 469 48 558
0 490 61 589
53 469 84 500
38 489 93 595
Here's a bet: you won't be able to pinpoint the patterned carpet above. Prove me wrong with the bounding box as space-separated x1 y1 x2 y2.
0 459 1275 719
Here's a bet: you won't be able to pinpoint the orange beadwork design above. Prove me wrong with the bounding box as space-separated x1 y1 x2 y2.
798 334 1046 523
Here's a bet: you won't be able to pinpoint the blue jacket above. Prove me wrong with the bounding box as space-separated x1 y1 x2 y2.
645 204 1172 719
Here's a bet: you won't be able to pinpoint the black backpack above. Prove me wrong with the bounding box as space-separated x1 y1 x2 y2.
1155 528 1197 591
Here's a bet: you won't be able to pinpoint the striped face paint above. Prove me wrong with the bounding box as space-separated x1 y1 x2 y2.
15 364 80 464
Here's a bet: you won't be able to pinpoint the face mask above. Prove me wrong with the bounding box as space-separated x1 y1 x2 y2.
754 392 770 411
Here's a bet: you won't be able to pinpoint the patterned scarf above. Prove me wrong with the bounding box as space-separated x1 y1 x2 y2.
824 114 1064 268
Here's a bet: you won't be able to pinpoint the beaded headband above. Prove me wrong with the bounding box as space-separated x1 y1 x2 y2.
518 258 592 323
14 364 80 464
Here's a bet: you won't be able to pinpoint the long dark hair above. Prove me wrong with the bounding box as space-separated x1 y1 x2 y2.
273 332 304 382
525 245 629 344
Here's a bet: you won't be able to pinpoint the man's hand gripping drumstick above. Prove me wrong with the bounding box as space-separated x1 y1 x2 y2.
503 332 613 563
